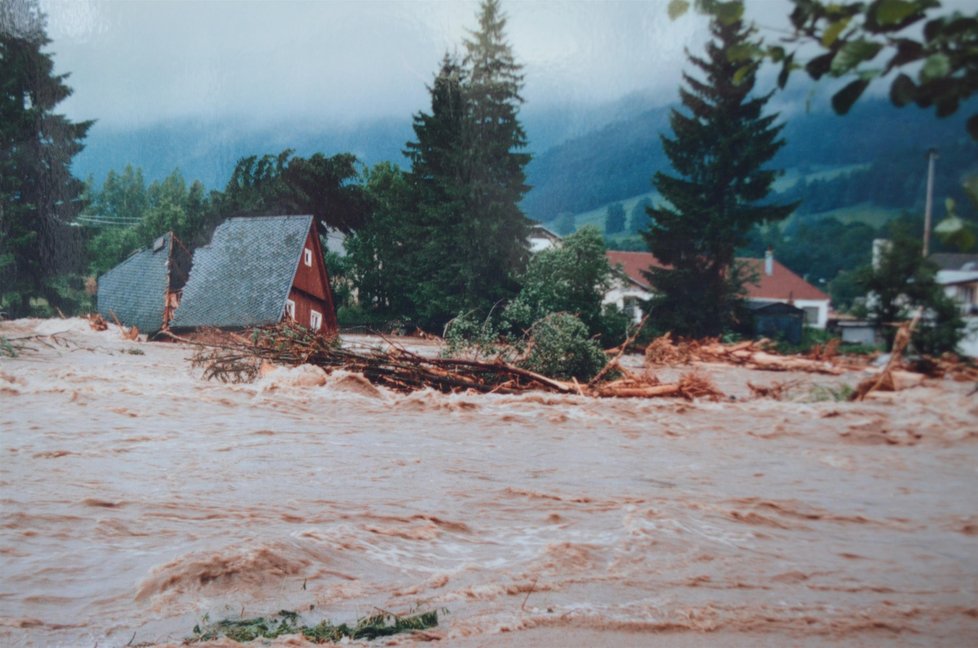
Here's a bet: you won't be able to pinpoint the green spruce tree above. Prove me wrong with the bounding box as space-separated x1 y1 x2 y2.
644 16 794 337
403 54 472 327
459 0 531 313
1 0 93 317
399 0 531 330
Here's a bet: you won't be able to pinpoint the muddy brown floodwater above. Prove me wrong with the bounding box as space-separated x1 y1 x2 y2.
1 318 977 647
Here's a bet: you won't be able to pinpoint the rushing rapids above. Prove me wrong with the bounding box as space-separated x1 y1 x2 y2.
1 318 977 646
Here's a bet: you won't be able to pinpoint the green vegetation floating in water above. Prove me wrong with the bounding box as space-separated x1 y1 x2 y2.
189 608 440 643
807 383 854 402
0 336 18 358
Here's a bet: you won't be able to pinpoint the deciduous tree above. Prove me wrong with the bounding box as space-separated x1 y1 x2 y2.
216 149 369 236
857 221 963 353
504 226 619 340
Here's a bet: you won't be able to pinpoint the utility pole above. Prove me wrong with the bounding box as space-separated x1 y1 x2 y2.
923 148 938 257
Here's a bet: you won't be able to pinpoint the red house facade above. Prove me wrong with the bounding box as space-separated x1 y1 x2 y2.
286 224 338 334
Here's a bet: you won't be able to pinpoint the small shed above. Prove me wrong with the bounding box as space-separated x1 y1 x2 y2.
748 300 804 345
97 232 191 335
170 215 337 334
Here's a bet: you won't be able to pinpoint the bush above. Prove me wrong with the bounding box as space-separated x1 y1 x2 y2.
520 313 607 382
443 311 516 362
443 311 608 382
504 226 618 344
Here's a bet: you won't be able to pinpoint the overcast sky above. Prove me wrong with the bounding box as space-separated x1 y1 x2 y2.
36 0 974 133
38 0 722 131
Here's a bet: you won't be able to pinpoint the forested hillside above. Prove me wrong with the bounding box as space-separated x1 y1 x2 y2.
72 118 415 191
522 97 978 223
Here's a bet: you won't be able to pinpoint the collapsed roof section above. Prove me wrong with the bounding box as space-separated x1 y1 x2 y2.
97 233 191 335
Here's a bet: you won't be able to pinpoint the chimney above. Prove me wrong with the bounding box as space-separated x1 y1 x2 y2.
764 248 774 276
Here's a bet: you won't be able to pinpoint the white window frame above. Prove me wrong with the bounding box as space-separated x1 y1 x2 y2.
310 309 322 331
285 299 296 319
303 247 313 267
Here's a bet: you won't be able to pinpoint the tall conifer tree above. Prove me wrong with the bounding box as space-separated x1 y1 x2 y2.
460 0 530 305
1 0 92 317
400 0 531 329
644 16 794 337
404 55 471 325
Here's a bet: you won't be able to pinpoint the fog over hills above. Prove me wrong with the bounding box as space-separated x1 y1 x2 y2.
522 97 978 222
70 90 662 191
72 93 976 227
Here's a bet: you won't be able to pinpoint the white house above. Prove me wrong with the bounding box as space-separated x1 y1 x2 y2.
527 224 563 253
931 253 978 357
603 249 831 329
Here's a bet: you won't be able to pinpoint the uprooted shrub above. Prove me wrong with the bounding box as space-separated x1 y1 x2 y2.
443 311 607 382
519 313 608 382
442 310 518 363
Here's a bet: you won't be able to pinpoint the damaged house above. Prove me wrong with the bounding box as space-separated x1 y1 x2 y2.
98 215 338 336
97 232 192 335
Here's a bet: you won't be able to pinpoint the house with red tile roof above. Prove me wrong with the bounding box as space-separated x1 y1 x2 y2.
604 249 831 329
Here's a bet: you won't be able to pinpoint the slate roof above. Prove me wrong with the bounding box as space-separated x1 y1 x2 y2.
97 234 172 334
606 251 829 301
170 215 312 330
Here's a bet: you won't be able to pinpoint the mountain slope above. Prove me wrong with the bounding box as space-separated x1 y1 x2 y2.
522 98 977 222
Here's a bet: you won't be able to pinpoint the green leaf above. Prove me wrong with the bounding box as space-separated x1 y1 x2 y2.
805 52 835 80
920 53 951 82
727 43 757 62
889 73 917 106
732 64 753 86
713 1 744 26
668 0 690 20
768 45 786 63
830 40 884 76
874 0 919 26
821 17 851 47
832 78 871 115
888 38 925 70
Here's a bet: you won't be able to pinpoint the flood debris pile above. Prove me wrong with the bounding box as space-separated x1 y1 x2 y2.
591 370 724 400
184 318 974 400
188 608 440 644
644 334 844 375
188 322 578 395
186 321 721 399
